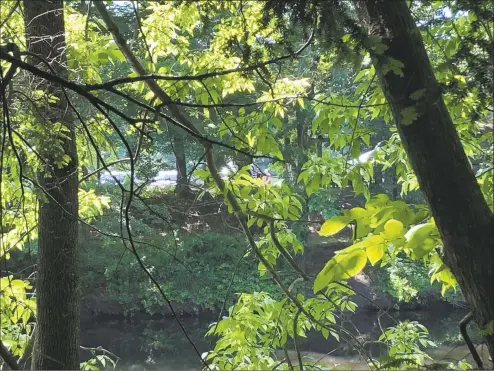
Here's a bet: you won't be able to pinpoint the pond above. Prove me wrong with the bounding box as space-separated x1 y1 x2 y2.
79 307 490 370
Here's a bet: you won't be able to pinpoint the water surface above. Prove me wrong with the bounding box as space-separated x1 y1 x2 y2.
80 308 489 370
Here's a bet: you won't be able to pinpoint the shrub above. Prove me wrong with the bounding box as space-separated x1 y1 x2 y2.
374 256 466 307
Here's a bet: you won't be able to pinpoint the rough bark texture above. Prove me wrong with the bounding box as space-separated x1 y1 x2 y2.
357 0 494 360
23 0 80 369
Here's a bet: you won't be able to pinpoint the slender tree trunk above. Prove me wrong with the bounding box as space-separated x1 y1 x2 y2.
96 155 101 184
23 0 80 369
173 131 188 196
317 135 323 158
357 0 494 359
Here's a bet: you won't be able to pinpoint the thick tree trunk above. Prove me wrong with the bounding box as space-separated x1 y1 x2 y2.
23 0 80 369
357 0 494 360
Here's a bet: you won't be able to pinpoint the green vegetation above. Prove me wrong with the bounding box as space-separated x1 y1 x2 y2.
83 228 294 315
1 0 493 370
374 258 465 307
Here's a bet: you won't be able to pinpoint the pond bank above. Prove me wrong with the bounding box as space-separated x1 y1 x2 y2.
79 292 460 323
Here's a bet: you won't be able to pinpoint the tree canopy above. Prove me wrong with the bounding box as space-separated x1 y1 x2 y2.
1 0 493 370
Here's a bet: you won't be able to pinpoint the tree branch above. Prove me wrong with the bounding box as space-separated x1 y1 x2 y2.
0 341 19 370
91 5 376 366
0 49 280 161
79 158 131 183
18 327 36 370
83 36 314 91
459 312 484 369
0 43 21 92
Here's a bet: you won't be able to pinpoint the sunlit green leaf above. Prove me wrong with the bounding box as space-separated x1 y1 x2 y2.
314 249 367 293
383 219 405 239
319 216 352 236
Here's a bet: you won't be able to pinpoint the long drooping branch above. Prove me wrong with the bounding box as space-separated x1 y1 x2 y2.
83 41 314 91
93 4 299 288
0 50 281 161
93 4 378 366
93 2 197 135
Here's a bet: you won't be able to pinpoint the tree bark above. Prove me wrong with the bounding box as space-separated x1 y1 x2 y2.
356 0 494 359
173 131 189 196
23 0 80 369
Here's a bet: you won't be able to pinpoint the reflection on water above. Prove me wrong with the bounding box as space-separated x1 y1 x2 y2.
79 308 488 370
80 316 211 370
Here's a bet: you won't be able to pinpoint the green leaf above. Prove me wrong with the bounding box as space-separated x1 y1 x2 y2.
383 219 405 239
314 249 367 293
480 321 494 336
369 206 395 228
321 327 329 339
400 106 418 126
409 89 426 101
96 355 106 368
246 132 255 147
434 267 457 295
405 223 437 258
445 39 457 58
354 69 369 82
330 331 340 342
194 169 210 179
350 139 360 159
366 243 384 266
271 117 283 129
306 174 320 197
349 207 368 219
319 216 352 236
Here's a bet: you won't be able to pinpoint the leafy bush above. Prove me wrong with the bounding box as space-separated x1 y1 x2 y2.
81 226 294 315
307 188 341 219
377 321 436 369
375 257 465 307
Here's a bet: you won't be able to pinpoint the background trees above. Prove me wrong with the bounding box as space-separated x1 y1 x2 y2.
1 0 492 369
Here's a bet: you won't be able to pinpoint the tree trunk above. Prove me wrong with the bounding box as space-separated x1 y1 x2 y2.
173 131 189 196
357 0 494 359
96 155 101 184
317 135 323 158
23 0 80 369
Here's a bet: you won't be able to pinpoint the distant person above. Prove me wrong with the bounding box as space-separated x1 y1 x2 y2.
250 162 262 180
262 169 271 185
250 163 257 178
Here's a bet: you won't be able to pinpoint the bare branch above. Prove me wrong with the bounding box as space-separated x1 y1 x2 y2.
79 158 131 183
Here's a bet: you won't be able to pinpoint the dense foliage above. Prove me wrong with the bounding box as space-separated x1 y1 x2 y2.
1 0 492 370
